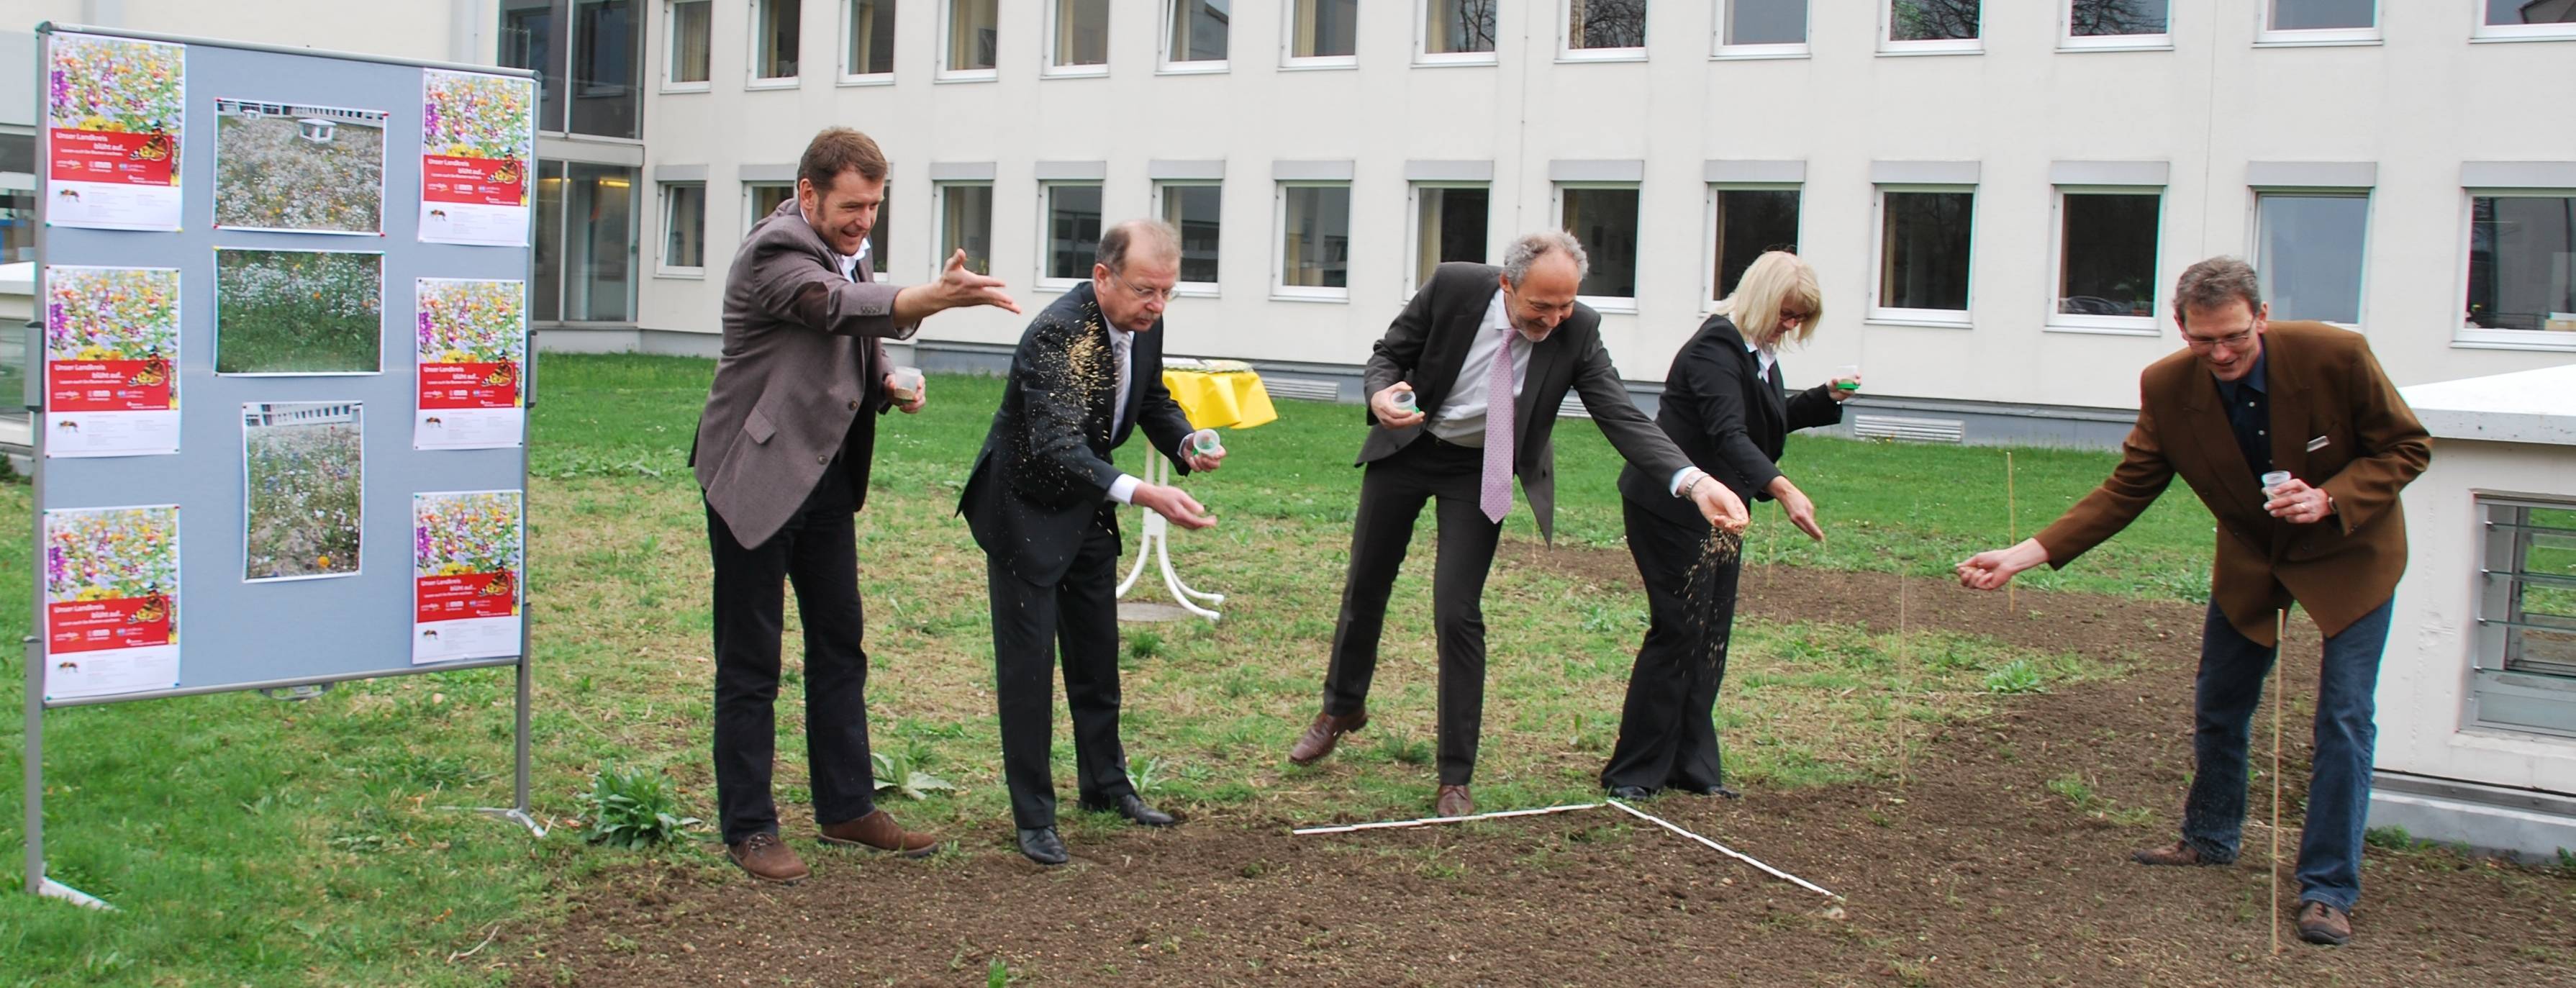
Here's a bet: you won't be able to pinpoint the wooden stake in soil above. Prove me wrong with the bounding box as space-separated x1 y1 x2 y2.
2005 450 2018 617
2271 608 2287 957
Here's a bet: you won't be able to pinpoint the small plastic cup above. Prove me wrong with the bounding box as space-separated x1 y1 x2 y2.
2260 470 2292 500
1390 389 1419 414
1835 364 1861 391
1189 428 1224 456
889 366 924 403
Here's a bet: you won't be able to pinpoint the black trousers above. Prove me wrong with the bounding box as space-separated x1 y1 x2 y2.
989 512 1135 831
706 461 876 843
1599 497 1736 793
1322 437 1505 786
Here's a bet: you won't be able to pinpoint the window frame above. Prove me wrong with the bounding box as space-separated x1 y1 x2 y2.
1036 180 1106 291
656 179 707 278
1713 0 1812 60
1282 0 1361 71
1869 183 1978 328
2472 0 2576 42
1553 181 1643 313
935 180 998 277
1044 0 1114 78
2454 188 2576 352
1153 180 1225 296
1879 0 1985 57
663 0 712 92
1273 180 1354 302
746 0 802 89
1561 0 1650 63
838 0 897 86
2059 0 2174 52
1406 181 1492 299
2255 0 2382 47
2045 185 2165 336
939 0 1004 83
741 181 794 237
1160 0 1232 73
1703 182 1803 309
2248 187 2372 330
1418 0 1503 66
2469 495 2576 739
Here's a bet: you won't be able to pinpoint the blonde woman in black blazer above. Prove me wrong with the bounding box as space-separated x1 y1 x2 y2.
1601 252 1858 798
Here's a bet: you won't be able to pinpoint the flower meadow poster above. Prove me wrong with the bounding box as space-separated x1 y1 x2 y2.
44 32 186 231
413 490 523 663
417 69 535 247
44 266 181 458
42 505 181 700
211 98 389 236
414 278 527 449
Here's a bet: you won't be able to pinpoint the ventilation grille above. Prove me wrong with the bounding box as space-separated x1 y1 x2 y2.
1261 377 1341 403
1853 414 1967 444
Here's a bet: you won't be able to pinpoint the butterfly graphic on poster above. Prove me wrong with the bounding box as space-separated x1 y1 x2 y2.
130 127 174 163
481 571 517 599
131 590 170 624
481 364 515 388
128 357 171 387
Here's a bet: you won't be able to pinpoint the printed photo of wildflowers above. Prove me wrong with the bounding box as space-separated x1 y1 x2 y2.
47 33 185 169
242 402 364 582
213 99 387 235
214 248 383 375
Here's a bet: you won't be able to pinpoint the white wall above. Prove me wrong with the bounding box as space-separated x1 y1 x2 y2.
2 0 491 65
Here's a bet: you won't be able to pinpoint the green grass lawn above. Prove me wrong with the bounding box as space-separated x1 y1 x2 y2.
0 354 2218 986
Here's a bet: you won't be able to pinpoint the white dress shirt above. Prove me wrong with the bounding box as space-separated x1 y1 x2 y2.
1426 289 1533 447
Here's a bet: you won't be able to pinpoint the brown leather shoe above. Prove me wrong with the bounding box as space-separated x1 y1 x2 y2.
1287 710 1368 766
727 832 808 884
2296 901 2352 946
1435 784 1473 817
817 809 938 858
2130 840 2214 866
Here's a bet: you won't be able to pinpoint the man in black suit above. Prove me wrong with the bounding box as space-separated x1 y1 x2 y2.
1286 231 1751 816
959 219 1219 864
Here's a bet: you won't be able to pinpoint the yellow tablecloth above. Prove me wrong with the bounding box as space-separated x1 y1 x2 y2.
1163 364 1277 430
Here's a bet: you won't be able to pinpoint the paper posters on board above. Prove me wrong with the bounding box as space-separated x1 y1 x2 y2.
43 265 181 458
417 69 535 247
242 402 365 583
43 32 186 232
212 98 389 236
212 248 386 376
42 504 181 700
414 278 527 449
413 490 524 663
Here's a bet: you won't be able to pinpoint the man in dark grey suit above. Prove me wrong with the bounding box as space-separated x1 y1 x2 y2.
959 219 1217 865
692 127 1017 884
1285 232 1750 816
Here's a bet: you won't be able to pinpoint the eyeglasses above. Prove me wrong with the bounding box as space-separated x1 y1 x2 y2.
1779 309 1812 325
2180 329 2256 351
1106 267 1179 304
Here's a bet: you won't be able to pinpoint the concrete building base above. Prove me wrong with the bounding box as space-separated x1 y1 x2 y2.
2369 771 2576 864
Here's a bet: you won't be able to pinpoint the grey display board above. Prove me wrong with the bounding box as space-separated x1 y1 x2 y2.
28 24 534 707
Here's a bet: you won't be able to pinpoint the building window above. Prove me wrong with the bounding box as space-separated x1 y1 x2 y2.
1874 189 1975 323
660 181 705 273
1156 181 1223 290
668 0 711 87
2259 0 2378 45
1423 0 1500 62
751 0 800 83
1565 0 1648 56
1559 185 1640 304
744 181 794 235
1286 0 1360 65
869 186 889 278
1412 183 1490 294
1050 0 1111 74
2062 0 2169 50
844 0 896 80
2475 0 2576 41
2049 189 2160 332
1710 186 1800 302
1166 0 1232 70
499 0 566 132
535 163 639 322
940 183 995 276
1716 0 1809 57
945 0 1001 77
2471 497 2576 738
2254 192 2369 325
1276 183 1351 298
1882 0 1982 54
2464 194 2576 336
570 0 642 138
1043 182 1104 284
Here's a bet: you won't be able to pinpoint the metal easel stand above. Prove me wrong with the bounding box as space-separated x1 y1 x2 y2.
448 644 545 838
1115 451 1225 622
22 638 110 910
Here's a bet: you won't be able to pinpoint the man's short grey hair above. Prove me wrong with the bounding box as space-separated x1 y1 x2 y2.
1501 231 1589 289
2172 256 2262 324
1097 219 1182 272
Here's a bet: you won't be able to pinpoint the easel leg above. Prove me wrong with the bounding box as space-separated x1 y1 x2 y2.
470 658 545 837
24 638 113 910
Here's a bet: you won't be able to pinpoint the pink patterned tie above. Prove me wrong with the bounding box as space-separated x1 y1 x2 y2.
1480 326 1515 524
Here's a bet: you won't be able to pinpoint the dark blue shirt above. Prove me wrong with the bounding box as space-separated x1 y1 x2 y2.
2213 350 2270 479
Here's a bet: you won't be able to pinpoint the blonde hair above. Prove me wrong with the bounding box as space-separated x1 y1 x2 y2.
1716 251 1823 349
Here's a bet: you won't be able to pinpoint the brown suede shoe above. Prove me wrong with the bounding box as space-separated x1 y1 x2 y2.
2296 901 2352 946
727 833 809 884
1435 784 1473 817
818 809 939 857
1287 710 1369 766
2130 840 2214 866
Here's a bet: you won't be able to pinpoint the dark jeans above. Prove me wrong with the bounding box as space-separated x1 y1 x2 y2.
1600 499 1735 793
988 515 1135 831
1321 437 1505 786
705 461 876 843
2180 598 2390 912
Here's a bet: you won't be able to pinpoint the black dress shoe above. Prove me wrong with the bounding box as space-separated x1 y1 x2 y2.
1081 793 1179 827
1605 785 1655 800
1674 781 1742 799
1017 827 1068 866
